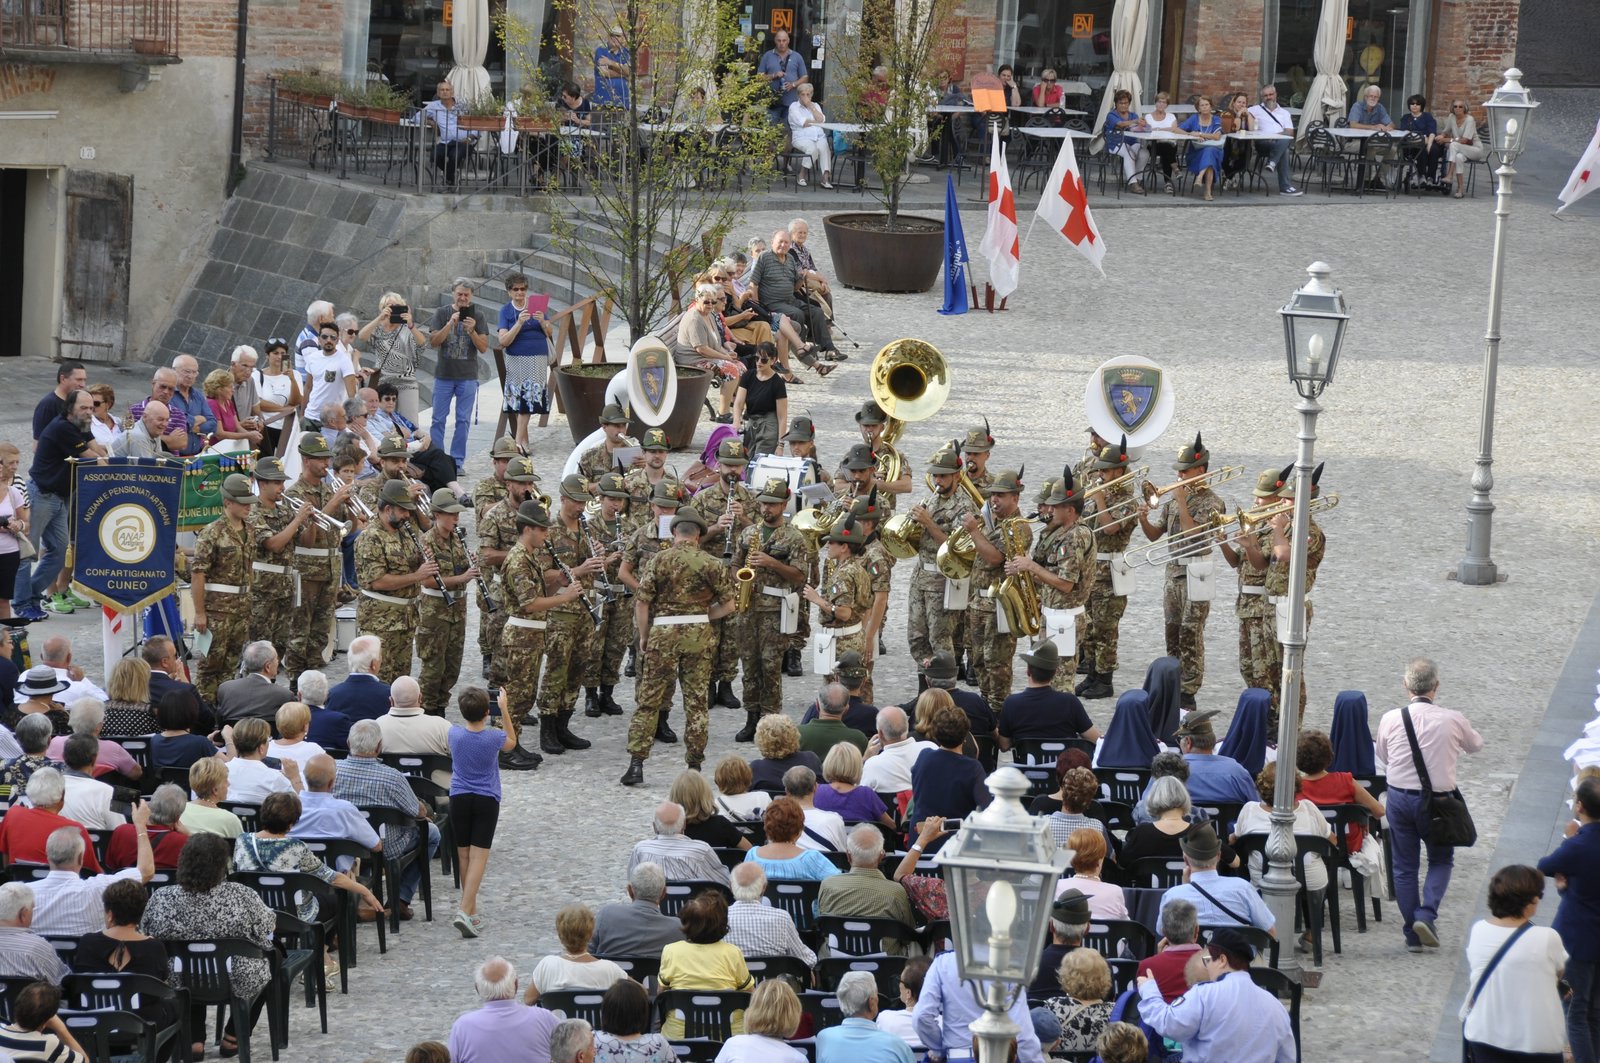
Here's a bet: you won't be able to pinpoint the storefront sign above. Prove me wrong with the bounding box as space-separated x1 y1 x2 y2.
771 8 793 33
442 0 452 26
1072 13 1094 38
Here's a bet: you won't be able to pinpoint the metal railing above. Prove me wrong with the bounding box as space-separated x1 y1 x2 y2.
0 0 179 58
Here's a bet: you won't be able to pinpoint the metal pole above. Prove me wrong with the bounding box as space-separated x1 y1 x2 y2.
1263 392 1321 981
1456 159 1515 585
970 966 1020 1063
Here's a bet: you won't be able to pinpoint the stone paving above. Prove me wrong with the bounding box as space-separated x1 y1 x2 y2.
8 89 1600 1062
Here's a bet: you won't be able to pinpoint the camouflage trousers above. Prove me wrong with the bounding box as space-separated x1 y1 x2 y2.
628 618 715 763
1266 600 1314 734
418 602 467 714
1082 578 1128 674
739 607 787 716
537 610 592 717
1237 600 1276 694
710 614 740 684
1046 613 1086 692
356 598 418 685
249 594 296 670
966 605 1017 712
286 579 339 677
583 595 634 689
1161 573 1210 697
195 606 249 704
907 572 958 664
478 582 510 684
498 623 546 721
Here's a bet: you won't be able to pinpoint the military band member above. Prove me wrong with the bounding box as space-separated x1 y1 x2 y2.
1136 433 1227 711
1073 427 1113 485
846 400 911 514
357 434 431 531
781 416 824 679
1015 469 1094 690
248 457 313 664
284 434 353 677
688 438 755 711
804 517 873 685
582 472 633 719
536 474 606 755
849 494 892 704
1076 439 1139 699
190 474 257 702
906 445 976 677
783 417 825 479
622 428 681 513
965 469 1031 711
471 436 522 532
955 425 996 679
1221 467 1287 697
579 403 643 483
418 489 479 714
733 478 808 743
621 508 736 786
1264 465 1327 729
620 480 688 744
355 479 431 685
475 457 540 683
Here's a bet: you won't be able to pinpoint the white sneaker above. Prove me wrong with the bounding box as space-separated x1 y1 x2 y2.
797 176 807 187
1265 160 1276 172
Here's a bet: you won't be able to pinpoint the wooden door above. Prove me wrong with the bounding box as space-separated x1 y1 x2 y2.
60 170 132 364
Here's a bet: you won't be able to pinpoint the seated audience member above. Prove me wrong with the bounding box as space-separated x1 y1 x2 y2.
876 955 931 1047
1096 1022 1151 1063
235 790 384 923
296 671 352 750
817 823 917 952
0 883 70 983
1042 948 1116 1055
378 677 452 784
106 783 189 870
712 979 803 1062
524 904 627 1004
749 715 823 792
1132 751 1205 826
1029 749 1092 815
1137 899 1203 1002
408 1042 451 1063
149 691 219 771
997 642 1099 750
792 652 877 738
1296 728 1386 854
628 800 731 883
326 636 392 722
915 949 1046 1063
714 755 771 821
333 720 440 917
725 862 817 966
0 769 104 871
143 636 213 728
859 706 935 796
589 862 685 958
1059 828 1127 919
1232 761 1336 953
448 956 560 1063
744 797 841 882
1244 83 1302 196
268 702 326 772
214 641 295 725
909 694 990 836
32 635 111 705
671 769 752 851
180 756 245 839
32 812 155 936
799 683 869 759
58 734 126 830
783 766 847 852
1159 824 1276 936
658 892 755 1037
814 742 893 826
1095 691 1160 771
1046 767 1108 848
225 717 299 803
594 978 676 1063
550 1018 597 1063
0 714 61 795
1029 889 1089 1003
1031 1007 1063 1057
0 982 90 1063
101 658 158 737
48 699 143 785
72 878 170 983
1174 710 1257 805
290 752 381 875
1136 927 1295 1060
901 654 998 763
8 666 70 736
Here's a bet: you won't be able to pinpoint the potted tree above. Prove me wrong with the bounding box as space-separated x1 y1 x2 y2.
460 94 509 131
822 0 959 293
277 70 339 109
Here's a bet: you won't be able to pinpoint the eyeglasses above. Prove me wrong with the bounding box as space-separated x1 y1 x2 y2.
1044 78 1057 84
93 401 107 409
509 286 528 292
320 334 339 341
267 337 287 347
345 328 359 334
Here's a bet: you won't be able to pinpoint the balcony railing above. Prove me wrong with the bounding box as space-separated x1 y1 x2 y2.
0 0 179 61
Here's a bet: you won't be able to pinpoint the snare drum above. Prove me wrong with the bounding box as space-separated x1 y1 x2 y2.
335 606 358 655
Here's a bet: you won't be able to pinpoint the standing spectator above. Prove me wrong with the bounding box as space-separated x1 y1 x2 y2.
14 388 94 619
87 383 124 452
450 688 517 939
594 979 675 1063
1375 657 1484 952
168 356 211 456
593 27 631 111
358 292 428 423
255 338 303 456
32 362 85 441
0 442 30 621
757 31 808 127
302 322 359 431
422 81 476 188
296 300 336 372
0 982 90 1063
1135 927 1295 1063
1540 777 1600 1063
1460 865 1568 1063
203 368 263 450
430 278 490 470
497 273 556 448
449 956 561 1063
228 345 263 436
730 344 790 457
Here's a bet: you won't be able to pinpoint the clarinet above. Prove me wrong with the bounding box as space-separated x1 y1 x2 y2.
579 512 617 604
456 527 497 612
549 543 603 629
721 478 739 561
403 522 455 606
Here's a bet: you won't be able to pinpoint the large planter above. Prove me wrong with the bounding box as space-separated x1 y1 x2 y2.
822 212 946 293
553 363 713 448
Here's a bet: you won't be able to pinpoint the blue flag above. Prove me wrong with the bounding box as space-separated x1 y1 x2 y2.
938 174 969 315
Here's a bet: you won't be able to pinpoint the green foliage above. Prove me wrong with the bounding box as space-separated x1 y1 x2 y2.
463 93 509 118
277 70 341 100
349 82 412 112
493 11 558 120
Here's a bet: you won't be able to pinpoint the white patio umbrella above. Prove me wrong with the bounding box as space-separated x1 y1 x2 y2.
448 0 493 106
1297 0 1350 139
1092 0 1148 144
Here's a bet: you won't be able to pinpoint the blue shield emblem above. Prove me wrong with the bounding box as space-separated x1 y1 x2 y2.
1102 366 1162 432
634 350 669 417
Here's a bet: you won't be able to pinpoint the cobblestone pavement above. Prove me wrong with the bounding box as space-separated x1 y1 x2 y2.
11 94 1599 1061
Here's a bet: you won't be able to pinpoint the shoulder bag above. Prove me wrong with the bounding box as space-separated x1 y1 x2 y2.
1400 705 1477 848
1461 922 1530 1062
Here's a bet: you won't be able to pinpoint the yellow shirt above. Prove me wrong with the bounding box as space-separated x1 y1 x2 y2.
658 940 753 1038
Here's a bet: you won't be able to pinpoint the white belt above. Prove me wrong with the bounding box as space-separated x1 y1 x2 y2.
761 586 791 599
1058 605 1085 617
820 622 862 637
252 562 289 575
656 613 710 626
206 583 243 594
1171 555 1206 566
420 587 454 598
1267 595 1311 606
1095 552 1122 561
977 588 996 598
921 561 942 574
506 617 548 630
295 547 335 557
1239 586 1267 596
361 589 412 606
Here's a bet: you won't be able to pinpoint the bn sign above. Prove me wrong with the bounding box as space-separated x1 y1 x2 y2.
771 8 793 33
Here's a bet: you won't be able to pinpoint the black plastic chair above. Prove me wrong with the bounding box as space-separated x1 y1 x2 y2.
296 835 382 976
158 765 193 790
798 988 844 1034
817 954 905 1000
1091 799 1135 836
656 988 751 1041
168 937 277 1063
1230 833 1340 965
64 971 189 1063
712 847 749 872
764 879 822 934
539 988 607 1025
1013 738 1096 766
229 870 335 1036
1128 857 1186 889
41 934 81 968
361 804 432 928
815 915 921 957
1302 127 1350 195
1080 918 1154 961
84 828 114 869
59 1009 153 1062
0 975 36 1022
1093 767 1151 806
1249 965 1303 1062
662 879 734 917
605 953 661 984
399 771 458 887
1190 801 1243 837
219 802 261 834
742 954 813 988
1316 802 1385 930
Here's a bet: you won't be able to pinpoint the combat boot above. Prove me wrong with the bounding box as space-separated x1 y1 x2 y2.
557 710 591 750
539 715 566 755
599 686 624 715
655 714 678 743
878 634 889 657
783 648 803 677
500 743 542 770
715 680 743 709
620 757 645 786
1076 657 1092 675
1076 672 1114 699
734 711 760 743
584 688 604 718
624 647 637 678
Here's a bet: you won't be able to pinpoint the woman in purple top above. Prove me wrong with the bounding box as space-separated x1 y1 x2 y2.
448 687 520 940
813 742 893 826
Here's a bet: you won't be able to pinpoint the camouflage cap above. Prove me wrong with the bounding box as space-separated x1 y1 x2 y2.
983 468 1024 496
836 650 868 680
1253 465 1291 499
559 474 592 503
783 417 816 443
1091 435 1131 472
827 517 867 545
490 437 522 459
926 446 962 474
842 443 876 471
1174 431 1210 471
716 439 749 467
297 432 332 457
252 457 288 483
641 428 671 451
855 400 889 426
505 457 541 484
599 403 630 426
596 472 630 499
515 500 552 529
377 433 410 458
755 477 792 504
671 509 708 534
963 423 995 453
221 473 255 503
651 480 687 509
1035 467 1077 506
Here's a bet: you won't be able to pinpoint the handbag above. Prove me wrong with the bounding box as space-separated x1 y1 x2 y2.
1460 922 1530 1062
1401 705 1478 848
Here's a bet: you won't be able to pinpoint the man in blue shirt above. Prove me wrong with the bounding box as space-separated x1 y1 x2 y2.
1347 85 1394 129
758 31 808 124
914 949 1045 1063
13 390 95 621
819 971 915 1063
32 363 85 443
169 356 211 456
1159 825 1276 935
592 27 630 110
1175 709 1257 805
1539 775 1600 1059
1136 927 1295 1063
421 80 476 187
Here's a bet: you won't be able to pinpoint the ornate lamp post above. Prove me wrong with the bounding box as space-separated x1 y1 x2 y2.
1456 68 1538 586
937 766 1068 1063
1266 261 1348 978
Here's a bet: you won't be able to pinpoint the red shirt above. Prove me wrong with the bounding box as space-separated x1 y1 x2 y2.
1301 772 1365 852
1138 943 1202 1002
0 806 103 873
105 823 188 871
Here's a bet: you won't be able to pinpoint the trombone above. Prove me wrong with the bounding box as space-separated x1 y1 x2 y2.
1123 509 1239 568
1140 465 1244 508
1230 493 1341 536
1083 464 1150 527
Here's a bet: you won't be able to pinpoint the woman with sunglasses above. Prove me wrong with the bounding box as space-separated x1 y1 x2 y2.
1031 68 1064 108
731 342 789 458
256 338 304 457
1440 99 1488 199
86 383 124 453
1400 94 1445 191
498 273 557 448
357 293 428 423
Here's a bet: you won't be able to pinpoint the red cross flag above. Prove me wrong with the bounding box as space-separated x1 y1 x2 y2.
1557 118 1600 213
1035 137 1106 275
978 135 1021 298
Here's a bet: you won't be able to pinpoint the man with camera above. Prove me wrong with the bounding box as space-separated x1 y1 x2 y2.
430 279 490 472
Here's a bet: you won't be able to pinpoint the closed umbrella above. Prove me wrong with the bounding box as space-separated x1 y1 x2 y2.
1297 0 1350 139
1092 0 1148 144
448 0 492 107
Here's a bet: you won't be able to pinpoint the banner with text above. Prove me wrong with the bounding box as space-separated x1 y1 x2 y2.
71 457 182 613
179 451 255 531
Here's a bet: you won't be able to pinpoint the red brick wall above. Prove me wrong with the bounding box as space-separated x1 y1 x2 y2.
1180 0 1264 101
1430 0 1520 114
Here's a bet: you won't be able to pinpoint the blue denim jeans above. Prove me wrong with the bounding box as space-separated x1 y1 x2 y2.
399 821 442 903
1258 136 1294 190
1386 788 1454 943
1568 958 1600 1063
430 377 479 466
13 483 68 611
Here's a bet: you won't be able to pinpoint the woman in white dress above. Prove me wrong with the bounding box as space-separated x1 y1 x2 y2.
1142 92 1181 193
524 904 627 1005
256 338 303 457
787 84 833 189
1440 99 1489 199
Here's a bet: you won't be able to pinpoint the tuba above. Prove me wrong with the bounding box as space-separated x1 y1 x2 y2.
994 517 1042 637
791 497 844 548
933 461 992 577
869 339 953 486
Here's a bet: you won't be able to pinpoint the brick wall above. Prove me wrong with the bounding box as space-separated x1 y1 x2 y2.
1431 0 1520 113
1180 0 1264 100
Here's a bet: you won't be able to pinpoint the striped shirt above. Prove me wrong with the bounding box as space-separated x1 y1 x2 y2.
0 925 69 983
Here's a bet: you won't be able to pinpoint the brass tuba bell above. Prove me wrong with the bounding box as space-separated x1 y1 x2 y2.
868 339 953 486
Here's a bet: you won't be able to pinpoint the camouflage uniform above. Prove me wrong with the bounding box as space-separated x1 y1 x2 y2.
1157 487 1227 698
621 518 672 698
417 524 471 712
966 518 1030 710
476 497 521 682
247 499 299 664
354 520 422 685
623 469 682 512
356 472 414 527
1236 526 1275 694
907 490 975 663
688 478 756 688
953 465 993 670
1033 519 1095 689
191 516 254 703
860 538 895 702
283 479 345 676
536 516 595 718
578 439 637 483
736 520 807 717
1082 481 1137 675
498 540 549 720
818 554 872 672
627 541 732 765
1265 516 1326 730
582 510 633 692
471 476 508 533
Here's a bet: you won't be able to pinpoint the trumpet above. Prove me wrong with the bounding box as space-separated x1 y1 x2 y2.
410 478 433 517
328 471 374 522
1140 466 1244 508
285 495 350 537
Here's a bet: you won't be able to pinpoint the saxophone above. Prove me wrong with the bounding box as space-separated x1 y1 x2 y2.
734 525 759 613
994 516 1042 637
